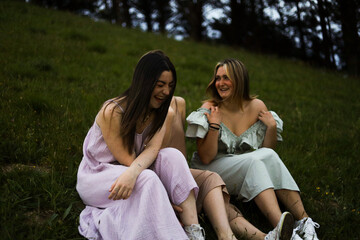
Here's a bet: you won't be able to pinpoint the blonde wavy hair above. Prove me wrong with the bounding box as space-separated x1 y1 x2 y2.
205 58 256 110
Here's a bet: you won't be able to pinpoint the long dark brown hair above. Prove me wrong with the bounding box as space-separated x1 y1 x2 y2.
109 50 177 154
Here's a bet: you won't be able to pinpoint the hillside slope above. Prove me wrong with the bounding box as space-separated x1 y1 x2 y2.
1 1 359 239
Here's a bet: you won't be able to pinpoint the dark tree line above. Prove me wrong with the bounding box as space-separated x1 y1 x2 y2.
28 0 360 77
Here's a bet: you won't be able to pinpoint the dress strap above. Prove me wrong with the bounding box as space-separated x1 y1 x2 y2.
106 99 124 112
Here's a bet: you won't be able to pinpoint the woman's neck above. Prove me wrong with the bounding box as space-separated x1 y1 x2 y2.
221 99 249 113
221 99 240 112
136 109 154 133
142 108 153 123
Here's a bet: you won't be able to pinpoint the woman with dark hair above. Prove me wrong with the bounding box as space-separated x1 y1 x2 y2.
186 58 319 240
76 50 204 240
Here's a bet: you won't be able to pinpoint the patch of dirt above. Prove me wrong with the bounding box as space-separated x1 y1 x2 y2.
24 209 54 226
1 163 50 174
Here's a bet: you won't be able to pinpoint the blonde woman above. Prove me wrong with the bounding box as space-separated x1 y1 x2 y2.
163 96 296 240
186 58 320 240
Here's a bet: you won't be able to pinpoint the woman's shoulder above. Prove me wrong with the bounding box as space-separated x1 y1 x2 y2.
103 98 124 112
96 99 123 125
172 96 185 107
167 104 175 117
247 98 267 112
171 96 186 112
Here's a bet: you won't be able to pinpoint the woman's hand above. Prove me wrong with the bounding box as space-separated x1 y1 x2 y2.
108 168 137 200
258 110 276 128
258 110 278 149
197 105 221 164
204 106 222 125
171 204 184 226
172 204 183 214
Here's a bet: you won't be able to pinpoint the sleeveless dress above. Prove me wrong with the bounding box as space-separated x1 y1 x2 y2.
76 103 198 240
186 108 299 202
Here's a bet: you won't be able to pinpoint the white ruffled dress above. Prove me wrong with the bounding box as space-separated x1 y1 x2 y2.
186 108 299 201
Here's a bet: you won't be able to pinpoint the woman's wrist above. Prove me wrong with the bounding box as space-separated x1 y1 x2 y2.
266 122 277 129
129 162 142 177
209 122 221 131
209 126 220 131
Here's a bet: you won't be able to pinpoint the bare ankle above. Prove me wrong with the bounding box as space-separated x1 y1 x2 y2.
218 232 237 240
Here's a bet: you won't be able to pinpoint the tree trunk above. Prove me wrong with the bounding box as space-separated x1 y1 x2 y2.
317 0 332 68
155 0 170 34
188 1 204 41
121 0 132 28
337 0 359 76
230 0 246 45
112 0 122 25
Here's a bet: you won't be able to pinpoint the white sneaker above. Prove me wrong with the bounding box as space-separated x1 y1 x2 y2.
265 212 294 240
184 224 205 240
290 230 302 240
294 217 320 240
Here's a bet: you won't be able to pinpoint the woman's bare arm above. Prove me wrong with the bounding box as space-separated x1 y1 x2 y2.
196 102 221 164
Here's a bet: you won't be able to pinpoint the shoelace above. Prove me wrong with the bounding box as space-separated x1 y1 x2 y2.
264 231 275 240
200 227 205 238
186 224 205 239
265 226 278 240
303 219 320 235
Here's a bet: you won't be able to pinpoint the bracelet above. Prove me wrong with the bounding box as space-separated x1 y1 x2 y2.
209 122 221 127
209 125 220 131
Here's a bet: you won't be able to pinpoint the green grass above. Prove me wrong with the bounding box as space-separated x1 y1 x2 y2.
1 1 360 239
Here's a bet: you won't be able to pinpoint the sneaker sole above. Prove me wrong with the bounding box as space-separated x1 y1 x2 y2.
279 212 294 240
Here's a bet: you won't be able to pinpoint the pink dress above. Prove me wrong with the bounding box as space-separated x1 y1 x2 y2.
76 105 198 239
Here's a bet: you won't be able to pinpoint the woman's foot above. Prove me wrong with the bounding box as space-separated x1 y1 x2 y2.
293 217 319 240
265 211 294 240
184 224 206 240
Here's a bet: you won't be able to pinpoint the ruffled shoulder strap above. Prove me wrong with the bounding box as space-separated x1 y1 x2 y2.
185 108 210 139
105 99 124 112
271 111 283 141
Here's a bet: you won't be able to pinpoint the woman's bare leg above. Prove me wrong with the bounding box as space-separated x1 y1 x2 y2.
178 189 199 226
203 187 237 239
276 189 308 220
161 97 200 226
167 97 235 237
229 216 266 240
254 189 283 227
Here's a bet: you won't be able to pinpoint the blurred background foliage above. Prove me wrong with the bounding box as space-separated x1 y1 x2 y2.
25 0 360 77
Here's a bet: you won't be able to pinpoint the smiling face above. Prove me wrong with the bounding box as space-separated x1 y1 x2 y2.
149 70 174 109
215 66 233 100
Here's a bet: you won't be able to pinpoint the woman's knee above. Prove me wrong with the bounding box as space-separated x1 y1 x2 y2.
226 203 243 222
159 147 183 156
259 148 287 173
153 148 191 178
205 170 223 183
138 169 162 185
261 147 279 158
158 147 187 165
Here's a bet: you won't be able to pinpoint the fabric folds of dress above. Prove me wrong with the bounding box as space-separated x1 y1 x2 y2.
76 118 198 240
186 107 299 201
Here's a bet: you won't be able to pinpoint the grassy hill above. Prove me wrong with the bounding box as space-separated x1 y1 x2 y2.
1 1 360 239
